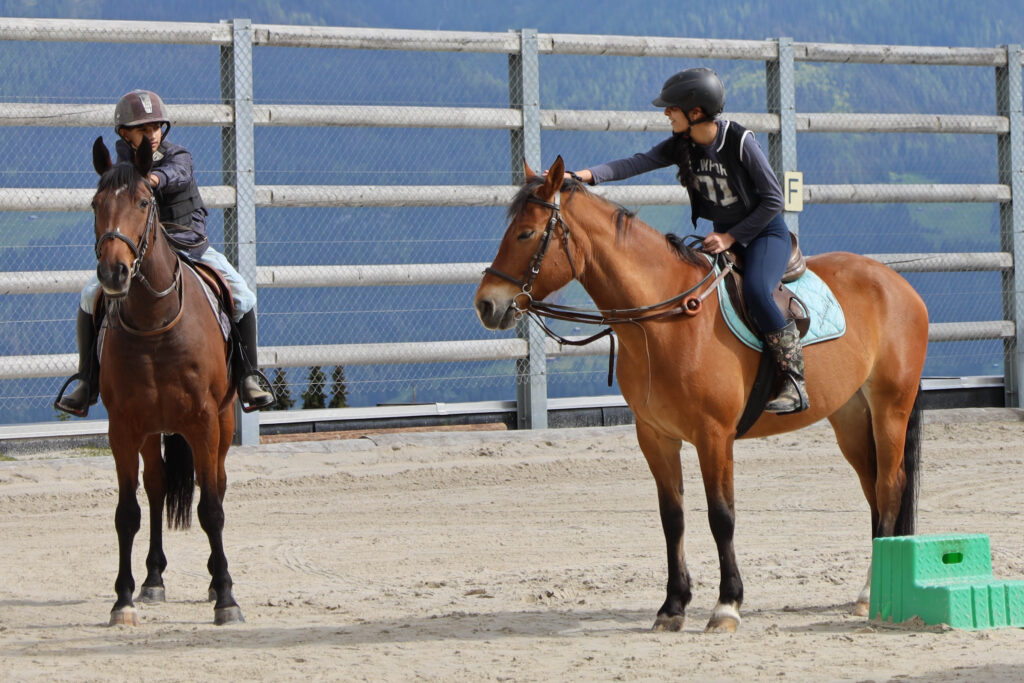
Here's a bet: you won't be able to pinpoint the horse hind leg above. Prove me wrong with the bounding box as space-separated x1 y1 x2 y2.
828 392 878 617
138 435 168 604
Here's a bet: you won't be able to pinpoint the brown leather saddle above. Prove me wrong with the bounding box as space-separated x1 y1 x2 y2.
722 232 810 338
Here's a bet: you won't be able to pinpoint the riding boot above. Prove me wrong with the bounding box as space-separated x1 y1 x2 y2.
54 310 100 417
763 319 810 414
235 310 275 411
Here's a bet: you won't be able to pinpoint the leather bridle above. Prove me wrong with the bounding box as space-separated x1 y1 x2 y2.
94 191 181 301
482 186 734 386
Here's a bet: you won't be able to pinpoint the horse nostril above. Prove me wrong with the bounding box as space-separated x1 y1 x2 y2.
476 299 494 321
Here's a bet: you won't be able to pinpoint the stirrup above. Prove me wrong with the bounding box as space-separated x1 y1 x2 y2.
764 376 809 415
239 369 276 413
54 373 94 417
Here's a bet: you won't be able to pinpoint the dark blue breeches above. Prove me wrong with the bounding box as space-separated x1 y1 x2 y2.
717 214 791 334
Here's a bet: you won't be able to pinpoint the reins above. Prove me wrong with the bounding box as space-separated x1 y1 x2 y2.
488 186 734 385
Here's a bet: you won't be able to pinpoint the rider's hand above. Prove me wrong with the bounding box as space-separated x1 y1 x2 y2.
703 232 736 255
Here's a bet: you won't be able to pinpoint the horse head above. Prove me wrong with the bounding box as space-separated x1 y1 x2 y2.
91 136 157 300
475 156 582 330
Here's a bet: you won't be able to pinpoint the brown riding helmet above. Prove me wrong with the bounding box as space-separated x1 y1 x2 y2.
114 89 171 137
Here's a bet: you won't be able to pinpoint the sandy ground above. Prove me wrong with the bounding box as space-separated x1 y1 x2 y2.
1 410 1023 682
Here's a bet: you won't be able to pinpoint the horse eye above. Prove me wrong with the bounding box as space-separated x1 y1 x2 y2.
139 199 150 209
517 230 535 241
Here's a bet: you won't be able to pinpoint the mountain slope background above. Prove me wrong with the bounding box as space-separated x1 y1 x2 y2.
0 1 1021 422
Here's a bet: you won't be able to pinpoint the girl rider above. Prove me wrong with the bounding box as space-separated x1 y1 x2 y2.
571 68 808 414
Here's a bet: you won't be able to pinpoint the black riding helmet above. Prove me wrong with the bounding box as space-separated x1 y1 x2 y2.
114 89 171 139
652 68 725 118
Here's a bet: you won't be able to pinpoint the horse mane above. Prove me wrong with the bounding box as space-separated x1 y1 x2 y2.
96 161 145 201
508 175 706 268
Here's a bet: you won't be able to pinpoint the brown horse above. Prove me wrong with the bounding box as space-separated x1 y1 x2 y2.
90 136 243 626
474 157 928 632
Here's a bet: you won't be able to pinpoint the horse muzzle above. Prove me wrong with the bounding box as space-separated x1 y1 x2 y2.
474 292 518 330
97 261 132 299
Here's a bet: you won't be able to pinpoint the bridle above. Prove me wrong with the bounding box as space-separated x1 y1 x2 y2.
94 188 184 335
484 185 734 385
94 190 181 301
484 190 579 309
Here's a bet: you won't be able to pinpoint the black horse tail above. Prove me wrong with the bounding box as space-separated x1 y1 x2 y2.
163 433 195 530
893 388 922 537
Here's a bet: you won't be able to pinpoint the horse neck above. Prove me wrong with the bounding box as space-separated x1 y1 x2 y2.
570 197 702 312
122 224 180 327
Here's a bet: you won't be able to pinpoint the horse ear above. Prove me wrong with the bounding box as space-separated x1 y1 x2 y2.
543 156 565 196
523 158 537 180
92 136 112 176
134 139 154 177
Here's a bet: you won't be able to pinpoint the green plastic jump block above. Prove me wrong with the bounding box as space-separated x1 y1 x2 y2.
870 533 1024 630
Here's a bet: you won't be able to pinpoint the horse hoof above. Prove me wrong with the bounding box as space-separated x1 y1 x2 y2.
138 586 166 604
214 605 245 625
109 607 140 627
652 614 684 632
852 600 870 617
705 602 741 633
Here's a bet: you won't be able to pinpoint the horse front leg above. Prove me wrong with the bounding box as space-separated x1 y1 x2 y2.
193 418 243 625
138 435 167 604
636 421 691 631
695 431 743 633
109 432 142 626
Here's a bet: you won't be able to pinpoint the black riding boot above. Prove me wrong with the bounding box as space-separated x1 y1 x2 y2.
54 309 100 417
236 310 275 411
764 319 810 414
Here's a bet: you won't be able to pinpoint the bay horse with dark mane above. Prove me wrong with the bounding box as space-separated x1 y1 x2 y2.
89 136 243 626
474 157 928 632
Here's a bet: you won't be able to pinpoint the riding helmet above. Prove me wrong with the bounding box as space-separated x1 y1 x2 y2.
651 68 725 117
114 89 171 135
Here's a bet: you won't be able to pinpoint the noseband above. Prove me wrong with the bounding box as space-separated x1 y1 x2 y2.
94 190 180 300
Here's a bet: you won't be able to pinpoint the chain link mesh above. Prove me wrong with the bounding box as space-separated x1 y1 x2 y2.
0 21 1020 426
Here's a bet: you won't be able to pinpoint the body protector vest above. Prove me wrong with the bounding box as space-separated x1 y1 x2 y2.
677 122 759 230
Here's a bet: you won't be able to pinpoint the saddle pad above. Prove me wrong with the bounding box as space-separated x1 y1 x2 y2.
717 266 846 351
189 265 232 343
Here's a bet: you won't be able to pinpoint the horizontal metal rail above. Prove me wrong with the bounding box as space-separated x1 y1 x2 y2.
0 253 1010 296
0 182 1011 213
0 103 1011 137
3 18 1021 69
0 320 1011 382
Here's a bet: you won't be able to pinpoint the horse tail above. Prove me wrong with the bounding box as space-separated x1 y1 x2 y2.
893 387 922 537
162 433 195 530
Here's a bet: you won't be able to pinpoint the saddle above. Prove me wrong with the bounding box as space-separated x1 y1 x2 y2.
721 232 810 338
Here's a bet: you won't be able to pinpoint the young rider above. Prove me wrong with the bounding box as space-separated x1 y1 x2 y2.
55 89 275 416
571 68 808 414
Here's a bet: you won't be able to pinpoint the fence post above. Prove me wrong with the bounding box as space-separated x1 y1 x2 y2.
997 44 1024 408
767 36 799 236
220 19 260 444
508 28 548 429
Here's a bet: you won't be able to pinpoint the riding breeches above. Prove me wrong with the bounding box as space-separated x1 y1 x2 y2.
79 245 256 323
717 214 791 334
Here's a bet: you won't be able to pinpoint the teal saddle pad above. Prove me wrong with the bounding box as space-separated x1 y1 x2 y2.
717 267 846 350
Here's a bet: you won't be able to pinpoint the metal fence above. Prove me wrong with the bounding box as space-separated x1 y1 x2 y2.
0 18 1022 442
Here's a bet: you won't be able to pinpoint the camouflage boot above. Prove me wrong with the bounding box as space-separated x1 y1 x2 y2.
764 319 810 414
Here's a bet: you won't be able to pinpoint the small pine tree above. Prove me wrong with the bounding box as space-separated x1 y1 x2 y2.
328 365 349 408
270 367 294 410
301 366 327 409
